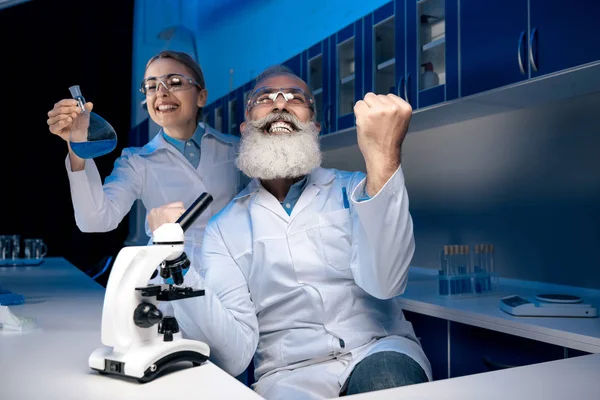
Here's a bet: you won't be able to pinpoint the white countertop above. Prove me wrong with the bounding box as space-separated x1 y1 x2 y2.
341 352 600 399
399 267 600 353
3 259 599 400
0 257 262 400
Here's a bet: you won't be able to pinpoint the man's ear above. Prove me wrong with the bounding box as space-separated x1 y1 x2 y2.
240 121 246 136
197 89 208 107
315 121 321 134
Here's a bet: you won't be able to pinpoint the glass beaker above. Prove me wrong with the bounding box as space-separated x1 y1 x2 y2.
68 85 117 159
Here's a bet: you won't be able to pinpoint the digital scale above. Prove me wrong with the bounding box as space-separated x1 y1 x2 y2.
499 294 597 317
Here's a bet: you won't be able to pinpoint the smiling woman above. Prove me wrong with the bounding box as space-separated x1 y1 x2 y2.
45 50 242 289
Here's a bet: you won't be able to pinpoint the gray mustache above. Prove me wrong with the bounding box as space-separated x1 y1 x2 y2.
249 112 301 131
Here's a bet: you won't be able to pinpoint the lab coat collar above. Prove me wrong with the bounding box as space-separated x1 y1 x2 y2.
137 123 238 156
233 167 336 200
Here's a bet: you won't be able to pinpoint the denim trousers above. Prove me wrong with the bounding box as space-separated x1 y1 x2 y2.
340 351 429 396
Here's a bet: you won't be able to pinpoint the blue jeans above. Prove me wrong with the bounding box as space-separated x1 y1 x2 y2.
340 351 428 396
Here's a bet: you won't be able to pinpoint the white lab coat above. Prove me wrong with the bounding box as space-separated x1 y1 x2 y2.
172 166 432 400
65 123 240 266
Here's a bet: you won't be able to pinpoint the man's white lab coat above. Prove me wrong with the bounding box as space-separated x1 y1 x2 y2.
172 166 432 399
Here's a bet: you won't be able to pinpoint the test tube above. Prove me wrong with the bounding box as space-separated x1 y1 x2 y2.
451 245 459 294
439 246 449 295
463 245 471 293
482 244 491 292
487 244 495 291
488 244 495 274
473 244 482 293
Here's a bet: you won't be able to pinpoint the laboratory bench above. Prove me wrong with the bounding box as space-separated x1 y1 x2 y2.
398 266 600 380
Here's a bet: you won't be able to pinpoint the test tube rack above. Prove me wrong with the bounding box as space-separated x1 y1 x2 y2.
438 244 498 298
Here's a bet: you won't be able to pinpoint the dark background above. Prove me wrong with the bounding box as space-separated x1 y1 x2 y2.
0 0 135 279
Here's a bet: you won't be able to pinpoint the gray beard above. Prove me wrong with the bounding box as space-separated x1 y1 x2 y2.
235 115 322 180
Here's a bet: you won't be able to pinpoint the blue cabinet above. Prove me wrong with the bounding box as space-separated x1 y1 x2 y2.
211 97 225 133
404 310 449 380
406 0 459 108
202 103 214 128
335 21 364 131
460 0 528 97
460 0 600 98
305 38 334 134
364 2 404 96
529 0 600 77
450 322 570 377
206 0 600 138
283 53 304 81
302 20 365 135
226 87 243 136
365 0 458 110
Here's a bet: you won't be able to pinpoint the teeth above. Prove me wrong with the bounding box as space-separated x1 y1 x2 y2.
158 104 178 111
268 122 293 133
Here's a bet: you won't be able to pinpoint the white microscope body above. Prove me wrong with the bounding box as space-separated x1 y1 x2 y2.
89 193 212 383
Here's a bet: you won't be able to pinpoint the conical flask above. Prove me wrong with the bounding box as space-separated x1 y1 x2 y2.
68 85 117 159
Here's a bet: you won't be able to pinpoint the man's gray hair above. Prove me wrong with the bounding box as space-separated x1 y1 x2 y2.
255 64 296 85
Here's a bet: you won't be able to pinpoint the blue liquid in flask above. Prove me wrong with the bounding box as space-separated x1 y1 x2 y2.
68 84 117 159
70 139 117 159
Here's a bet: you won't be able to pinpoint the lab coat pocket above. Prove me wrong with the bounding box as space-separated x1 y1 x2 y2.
319 209 352 271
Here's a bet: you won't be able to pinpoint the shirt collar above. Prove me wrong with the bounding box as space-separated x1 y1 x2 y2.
234 167 335 200
162 123 205 153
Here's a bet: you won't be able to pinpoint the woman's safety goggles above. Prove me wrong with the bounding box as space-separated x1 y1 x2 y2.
140 73 202 96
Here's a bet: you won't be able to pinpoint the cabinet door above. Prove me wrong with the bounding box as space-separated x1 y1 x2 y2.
449 321 565 377
459 0 528 97
227 87 243 136
202 103 214 129
395 0 408 100
212 97 225 133
242 79 256 122
335 21 363 131
283 53 303 80
403 310 449 381
364 2 400 96
529 0 600 77
306 39 333 134
407 0 459 109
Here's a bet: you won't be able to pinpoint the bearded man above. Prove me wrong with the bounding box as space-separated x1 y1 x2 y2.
148 65 431 400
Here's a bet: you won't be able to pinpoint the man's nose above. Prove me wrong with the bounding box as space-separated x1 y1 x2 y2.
271 93 289 112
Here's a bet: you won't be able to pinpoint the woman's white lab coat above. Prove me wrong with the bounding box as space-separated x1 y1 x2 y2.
64 123 240 265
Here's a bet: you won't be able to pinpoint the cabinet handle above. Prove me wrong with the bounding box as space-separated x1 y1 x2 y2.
404 73 410 104
324 104 331 129
529 27 538 72
397 76 404 98
517 31 526 75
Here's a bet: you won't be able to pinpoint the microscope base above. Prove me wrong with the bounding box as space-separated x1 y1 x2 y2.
89 336 210 383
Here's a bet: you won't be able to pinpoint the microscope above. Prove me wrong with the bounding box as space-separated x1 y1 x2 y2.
89 193 213 383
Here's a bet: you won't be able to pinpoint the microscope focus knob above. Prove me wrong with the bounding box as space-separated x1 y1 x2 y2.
133 302 163 328
158 316 180 342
